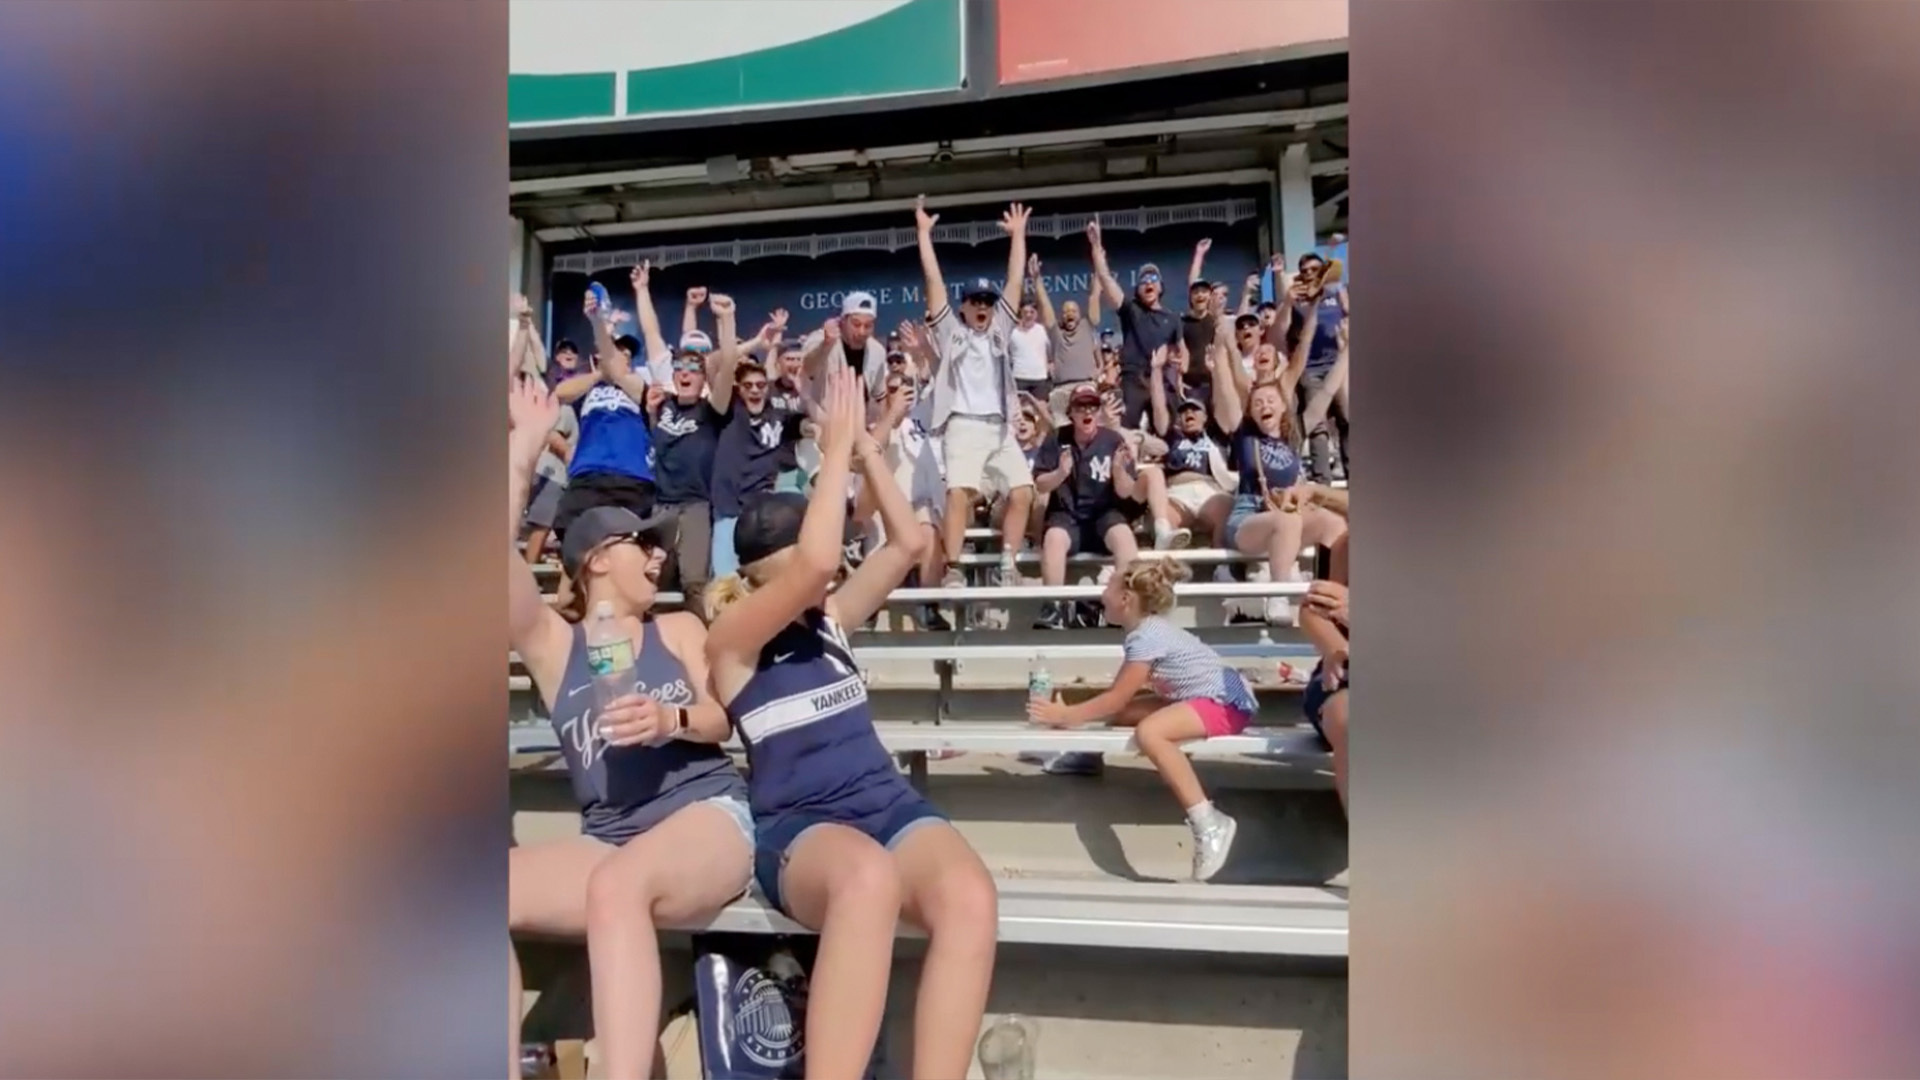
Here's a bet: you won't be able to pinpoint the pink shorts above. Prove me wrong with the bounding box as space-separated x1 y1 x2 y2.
1189 698 1253 738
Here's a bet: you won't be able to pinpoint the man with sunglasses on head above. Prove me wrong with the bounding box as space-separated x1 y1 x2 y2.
1285 252 1350 482
633 284 784 619
801 289 889 405
1089 220 1182 430
707 312 808 583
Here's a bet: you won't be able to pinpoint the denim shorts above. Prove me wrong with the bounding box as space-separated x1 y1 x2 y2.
700 794 757 849
1302 662 1350 744
1222 493 1265 549
753 794 948 916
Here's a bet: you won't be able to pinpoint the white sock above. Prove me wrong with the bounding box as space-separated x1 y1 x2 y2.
1154 518 1173 538
1186 800 1221 831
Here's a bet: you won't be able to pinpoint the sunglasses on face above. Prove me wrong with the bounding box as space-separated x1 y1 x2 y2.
672 360 704 372
740 379 769 391
1139 273 1161 285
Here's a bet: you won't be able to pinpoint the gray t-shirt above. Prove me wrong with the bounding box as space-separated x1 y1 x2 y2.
1049 321 1099 384
534 405 578 484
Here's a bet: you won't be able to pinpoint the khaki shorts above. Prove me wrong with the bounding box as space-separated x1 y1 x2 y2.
942 414 1033 497
1167 473 1228 517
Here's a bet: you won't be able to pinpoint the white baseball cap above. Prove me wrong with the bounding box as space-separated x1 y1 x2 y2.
679 329 713 353
841 291 878 318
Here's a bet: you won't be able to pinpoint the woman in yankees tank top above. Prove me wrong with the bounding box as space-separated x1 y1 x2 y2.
704 370 998 1080
507 377 753 1080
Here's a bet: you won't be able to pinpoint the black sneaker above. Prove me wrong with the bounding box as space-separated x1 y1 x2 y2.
1033 602 1068 630
1071 600 1104 628
919 604 952 632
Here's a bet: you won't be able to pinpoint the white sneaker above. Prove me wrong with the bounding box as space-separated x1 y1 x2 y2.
1192 813 1238 882
1153 524 1192 551
1264 598 1294 626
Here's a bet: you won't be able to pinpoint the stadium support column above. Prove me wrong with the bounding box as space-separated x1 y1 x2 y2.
1278 142 1318 266
510 216 525 297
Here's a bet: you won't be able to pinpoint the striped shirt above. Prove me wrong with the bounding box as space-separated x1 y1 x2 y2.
1123 616 1258 715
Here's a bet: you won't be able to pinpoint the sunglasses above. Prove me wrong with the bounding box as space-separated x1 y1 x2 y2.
672 359 704 372
739 379 769 391
1139 272 1161 285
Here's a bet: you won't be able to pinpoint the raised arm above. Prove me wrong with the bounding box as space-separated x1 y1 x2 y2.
631 262 672 386
1238 272 1260 317
682 286 707 340
914 194 947 321
707 293 741 413
1212 326 1246 433
1188 238 1212 287
705 370 863 695
801 318 839 394
1030 253 1056 327
507 378 575 696
594 292 650 402
1148 344 1172 435
828 417 929 629
1001 202 1031 303
1280 294 1319 406
1088 219 1124 310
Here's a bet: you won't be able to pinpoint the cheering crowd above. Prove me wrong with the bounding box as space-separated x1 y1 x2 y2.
506 198 1352 1080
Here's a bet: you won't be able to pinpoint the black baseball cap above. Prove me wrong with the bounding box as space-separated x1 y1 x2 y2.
1234 313 1260 330
1189 279 1213 293
1177 396 1208 412
1255 300 1278 314
553 337 580 356
733 491 861 568
613 333 642 357
561 506 676 577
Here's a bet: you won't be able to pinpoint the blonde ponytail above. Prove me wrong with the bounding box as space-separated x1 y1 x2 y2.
1121 557 1191 616
704 574 755 620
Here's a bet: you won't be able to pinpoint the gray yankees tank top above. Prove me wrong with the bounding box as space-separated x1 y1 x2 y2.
547 620 746 843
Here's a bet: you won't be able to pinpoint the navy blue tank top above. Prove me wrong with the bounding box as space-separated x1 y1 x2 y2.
1233 420 1302 498
724 610 909 825
546 620 746 843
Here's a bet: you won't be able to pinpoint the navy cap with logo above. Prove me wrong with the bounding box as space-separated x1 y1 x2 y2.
1177 396 1208 412
732 491 861 568
560 506 676 577
962 277 1000 304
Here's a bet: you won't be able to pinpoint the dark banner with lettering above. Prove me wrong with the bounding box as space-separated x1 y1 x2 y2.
544 203 1265 358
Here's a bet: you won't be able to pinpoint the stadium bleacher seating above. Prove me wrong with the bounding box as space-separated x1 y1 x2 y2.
510 520 1348 959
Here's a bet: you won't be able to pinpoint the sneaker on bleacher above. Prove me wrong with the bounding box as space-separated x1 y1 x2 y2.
1192 811 1238 881
1152 521 1192 551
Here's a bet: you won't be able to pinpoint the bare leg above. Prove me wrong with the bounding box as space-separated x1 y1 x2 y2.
1104 523 1141 576
916 521 943 588
584 803 753 1080
1136 466 1186 549
509 836 614 1079
891 824 999 1080
1128 701 1214 811
524 526 552 565
1040 526 1071 586
998 486 1034 563
941 487 976 577
778 825 902 1080
1197 493 1233 549
1322 689 1349 810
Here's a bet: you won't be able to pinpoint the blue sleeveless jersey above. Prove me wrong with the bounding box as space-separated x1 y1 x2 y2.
726 610 914 829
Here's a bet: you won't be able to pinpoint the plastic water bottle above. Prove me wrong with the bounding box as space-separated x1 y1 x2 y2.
977 1015 1038 1080
1027 652 1052 703
583 601 635 716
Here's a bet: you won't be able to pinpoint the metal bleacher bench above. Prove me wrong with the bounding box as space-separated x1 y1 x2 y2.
648 878 1348 958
